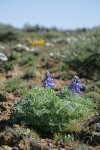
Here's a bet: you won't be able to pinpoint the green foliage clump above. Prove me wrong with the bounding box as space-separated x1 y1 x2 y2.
0 24 18 42
10 51 20 61
2 62 13 71
84 91 100 100
20 87 29 98
95 81 100 88
5 77 21 93
5 77 29 97
22 54 36 65
15 128 31 138
53 64 69 72
10 86 95 133
53 132 63 141
83 91 100 110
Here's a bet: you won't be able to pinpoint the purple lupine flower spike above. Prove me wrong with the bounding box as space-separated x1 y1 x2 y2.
69 76 82 93
42 71 54 88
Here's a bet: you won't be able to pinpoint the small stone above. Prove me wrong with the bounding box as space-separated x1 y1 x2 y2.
0 103 7 111
49 52 54 57
1 145 12 150
0 45 5 50
14 44 30 52
12 147 19 150
45 42 53 47
96 123 100 132
0 52 8 61
18 143 25 150
0 92 14 102
44 145 51 150
30 47 40 55
26 138 41 150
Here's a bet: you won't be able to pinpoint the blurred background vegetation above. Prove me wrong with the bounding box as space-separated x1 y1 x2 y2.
0 23 100 80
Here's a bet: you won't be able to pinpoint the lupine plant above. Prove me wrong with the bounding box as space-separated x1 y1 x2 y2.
69 76 82 93
10 86 95 133
42 71 54 88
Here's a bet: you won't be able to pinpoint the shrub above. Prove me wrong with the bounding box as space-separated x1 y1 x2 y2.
83 91 100 110
22 54 36 65
5 77 21 92
10 86 95 133
2 62 13 71
83 91 100 101
10 51 20 61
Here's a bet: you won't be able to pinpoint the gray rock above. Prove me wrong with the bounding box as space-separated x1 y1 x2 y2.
0 45 5 50
45 42 53 47
14 44 30 51
1 145 12 150
30 47 40 55
0 52 8 61
66 37 78 42
96 123 100 131
0 92 14 102
49 52 54 57
26 138 41 150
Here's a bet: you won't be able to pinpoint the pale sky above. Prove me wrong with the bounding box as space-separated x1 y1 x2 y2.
0 0 100 29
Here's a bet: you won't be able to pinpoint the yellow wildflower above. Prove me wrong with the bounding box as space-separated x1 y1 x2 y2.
27 37 45 45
